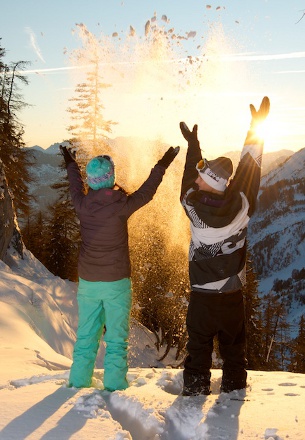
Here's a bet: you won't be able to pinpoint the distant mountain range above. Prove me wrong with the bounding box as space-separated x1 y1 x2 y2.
27 141 70 155
27 138 295 210
27 144 66 211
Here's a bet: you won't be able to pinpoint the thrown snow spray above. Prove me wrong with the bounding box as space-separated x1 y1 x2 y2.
67 14 251 335
68 13 250 161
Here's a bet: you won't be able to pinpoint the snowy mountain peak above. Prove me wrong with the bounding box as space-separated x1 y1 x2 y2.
261 147 305 187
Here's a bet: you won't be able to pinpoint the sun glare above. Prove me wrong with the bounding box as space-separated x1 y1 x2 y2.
255 120 271 140
254 116 289 153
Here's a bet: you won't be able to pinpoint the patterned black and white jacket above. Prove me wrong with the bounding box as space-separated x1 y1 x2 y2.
180 127 263 294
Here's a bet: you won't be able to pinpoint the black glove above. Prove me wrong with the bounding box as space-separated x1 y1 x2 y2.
157 146 180 169
60 145 76 167
250 96 270 129
180 122 198 143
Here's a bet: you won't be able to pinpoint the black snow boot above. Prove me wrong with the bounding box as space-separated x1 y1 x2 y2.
182 371 211 396
220 369 247 393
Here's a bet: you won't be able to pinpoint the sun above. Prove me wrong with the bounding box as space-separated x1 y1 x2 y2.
254 116 290 153
254 119 274 141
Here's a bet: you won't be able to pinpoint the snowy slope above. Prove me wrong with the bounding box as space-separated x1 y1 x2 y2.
1 249 305 439
1 366 305 440
249 147 305 284
261 147 305 186
0 252 76 361
0 249 170 371
248 148 305 339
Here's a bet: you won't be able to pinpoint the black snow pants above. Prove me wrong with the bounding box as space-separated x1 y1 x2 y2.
183 289 247 394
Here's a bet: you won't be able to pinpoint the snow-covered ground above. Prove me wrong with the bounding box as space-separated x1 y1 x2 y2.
0 251 305 440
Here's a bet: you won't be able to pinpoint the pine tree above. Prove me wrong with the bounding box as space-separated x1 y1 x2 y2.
289 315 305 373
44 195 80 281
21 153 80 281
0 42 33 220
243 251 265 370
128 150 190 364
130 220 189 364
42 156 81 281
67 24 117 159
260 292 288 370
22 210 48 265
277 316 291 370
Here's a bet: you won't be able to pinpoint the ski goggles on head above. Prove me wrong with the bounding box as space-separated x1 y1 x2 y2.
196 158 210 174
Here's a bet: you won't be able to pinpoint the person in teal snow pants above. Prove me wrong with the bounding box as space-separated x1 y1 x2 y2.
60 144 179 391
71 278 132 390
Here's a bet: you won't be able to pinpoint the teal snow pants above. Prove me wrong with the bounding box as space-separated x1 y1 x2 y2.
69 277 132 391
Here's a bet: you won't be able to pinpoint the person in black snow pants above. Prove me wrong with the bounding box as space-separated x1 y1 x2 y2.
60 145 180 391
179 96 270 396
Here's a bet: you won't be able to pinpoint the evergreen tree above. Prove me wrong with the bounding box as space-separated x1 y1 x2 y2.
42 157 81 281
67 24 117 159
128 148 190 363
0 42 33 220
22 210 48 266
44 195 80 281
289 315 305 373
260 292 288 370
277 316 291 370
130 219 189 363
21 153 80 281
243 251 265 370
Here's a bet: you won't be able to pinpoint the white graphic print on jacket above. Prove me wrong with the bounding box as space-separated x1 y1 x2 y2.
185 192 250 292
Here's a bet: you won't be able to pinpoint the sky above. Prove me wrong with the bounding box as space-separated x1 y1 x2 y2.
1 0 305 156
1 250 305 440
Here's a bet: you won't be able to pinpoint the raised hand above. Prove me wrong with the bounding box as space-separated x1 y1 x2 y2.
180 122 198 143
250 96 270 128
60 145 76 166
157 146 180 169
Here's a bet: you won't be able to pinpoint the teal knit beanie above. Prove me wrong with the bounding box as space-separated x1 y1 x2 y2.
86 156 115 190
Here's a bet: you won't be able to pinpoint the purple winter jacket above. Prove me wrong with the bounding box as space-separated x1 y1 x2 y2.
67 161 166 282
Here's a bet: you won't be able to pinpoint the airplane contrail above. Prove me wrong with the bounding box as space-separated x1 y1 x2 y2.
17 50 305 75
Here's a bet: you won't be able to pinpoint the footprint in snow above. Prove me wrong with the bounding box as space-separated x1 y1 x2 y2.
284 393 300 397
73 390 107 418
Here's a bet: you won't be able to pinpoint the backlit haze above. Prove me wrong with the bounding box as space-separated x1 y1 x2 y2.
68 20 253 156
1 1 305 156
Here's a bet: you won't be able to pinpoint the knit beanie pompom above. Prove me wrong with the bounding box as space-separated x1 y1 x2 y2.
86 156 115 190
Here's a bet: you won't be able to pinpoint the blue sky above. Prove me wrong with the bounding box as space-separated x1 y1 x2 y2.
1 0 305 155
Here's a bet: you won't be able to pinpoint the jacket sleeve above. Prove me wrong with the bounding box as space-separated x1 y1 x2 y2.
229 128 264 216
180 135 202 200
124 164 166 216
66 161 86 213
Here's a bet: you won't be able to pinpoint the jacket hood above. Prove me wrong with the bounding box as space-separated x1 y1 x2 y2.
186 189 242 228
85 187 126 213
